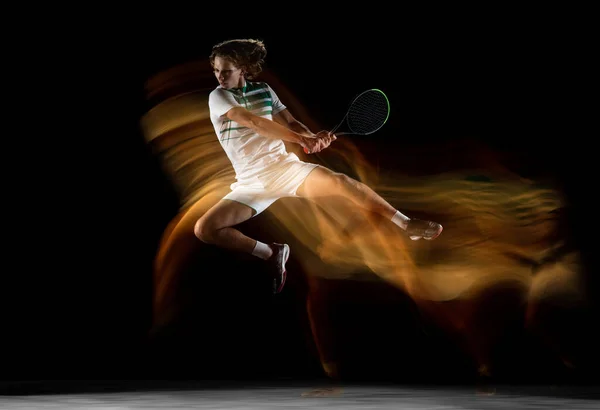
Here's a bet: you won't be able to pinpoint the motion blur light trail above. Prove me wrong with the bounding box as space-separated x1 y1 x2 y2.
141 60 589 381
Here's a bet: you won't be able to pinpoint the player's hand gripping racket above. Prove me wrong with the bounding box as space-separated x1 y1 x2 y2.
303 88 390 154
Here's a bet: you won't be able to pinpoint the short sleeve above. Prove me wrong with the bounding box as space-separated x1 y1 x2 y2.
266 83 287 115
208 88 242 118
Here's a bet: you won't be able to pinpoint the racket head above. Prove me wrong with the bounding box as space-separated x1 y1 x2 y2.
303 88 390 154
334 88 390 136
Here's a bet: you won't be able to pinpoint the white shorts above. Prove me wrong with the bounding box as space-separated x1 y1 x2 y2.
223 159 320 216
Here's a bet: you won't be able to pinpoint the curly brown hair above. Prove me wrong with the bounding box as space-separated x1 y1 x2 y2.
209 38 267 80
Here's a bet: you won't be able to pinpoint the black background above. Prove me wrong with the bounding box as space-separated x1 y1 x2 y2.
3 11 595 392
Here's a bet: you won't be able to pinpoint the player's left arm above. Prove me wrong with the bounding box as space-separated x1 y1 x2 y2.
273 109 315 138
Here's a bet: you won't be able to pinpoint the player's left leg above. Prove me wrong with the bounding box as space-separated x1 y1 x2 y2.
296 165 442 240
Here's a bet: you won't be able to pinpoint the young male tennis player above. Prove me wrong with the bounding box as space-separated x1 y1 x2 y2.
197 38 443 294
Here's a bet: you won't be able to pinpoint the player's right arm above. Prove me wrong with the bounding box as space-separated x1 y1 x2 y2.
209 89 332 153
227 108 334 154
225 106 307 145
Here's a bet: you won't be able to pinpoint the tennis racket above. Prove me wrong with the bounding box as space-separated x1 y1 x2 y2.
303 88 390 154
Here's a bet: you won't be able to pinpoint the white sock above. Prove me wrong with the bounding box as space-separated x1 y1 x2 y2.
251 241 273 260
391 210 410 230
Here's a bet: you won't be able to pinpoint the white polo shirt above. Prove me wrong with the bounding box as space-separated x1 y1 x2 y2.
208 81 300 188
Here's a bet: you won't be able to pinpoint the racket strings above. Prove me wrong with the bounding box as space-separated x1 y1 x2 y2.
343 90 389 135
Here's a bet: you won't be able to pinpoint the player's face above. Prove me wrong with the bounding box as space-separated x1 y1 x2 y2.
213 57 244 89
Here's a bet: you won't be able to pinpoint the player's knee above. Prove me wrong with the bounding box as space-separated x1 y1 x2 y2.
335 173 360 192
193 218 215 244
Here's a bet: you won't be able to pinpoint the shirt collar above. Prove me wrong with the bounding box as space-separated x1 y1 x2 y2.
231 80 247 94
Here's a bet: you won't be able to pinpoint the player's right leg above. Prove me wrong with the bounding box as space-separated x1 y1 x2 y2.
193 199 257 254
193 199 289 294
